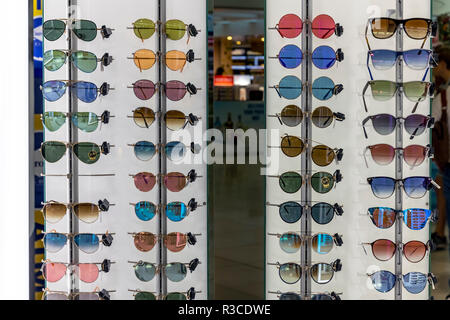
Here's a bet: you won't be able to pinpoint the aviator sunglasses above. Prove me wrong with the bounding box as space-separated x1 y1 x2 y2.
42 80 113 103
270 75 344 100
367 207 434 230
269 14 343 39
130 169 201 193
42 288 114 300
266 201 344 224
268 105 345 128
42 110 113 133
367 176 438 199
44 50 113 73
41 259 114 283
128 259 200 283
268 291 341 301
41 141 113 164
129 49 199 72
128 141 200 162
42 199 113 224
43 19 113 41
128 231 199 253
368 271 436 294
269 45 344 69
130 198 205 222
268 232 343 254
129 18 199 43
129 80 199 101
43 231 114 254
268 170 343 194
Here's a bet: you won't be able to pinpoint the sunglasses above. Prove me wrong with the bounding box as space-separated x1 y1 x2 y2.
268 232 343 254
362 114 433 140
268 170 343 194
268 291 341 300
362 81 434 113
367 207 434 230
42 199 113 224
129 49 199 72
128 141 199 162
44 50 113 73
130 169 200 193
41 259 114 283
43 231 114 254
270 14 343 39
42 110 112 133
128 231 198 253
269 105 345 128
128 80 199 101
128 108 200 130
368 271 436 294
41 141 112 164
361 239 431 263
129 18 199 43
130 199 205 222
364 144 432 168
367 176 438 199
270 76 344 100
266 201 344 224
41 80 113 103
129 288 199 300
270 45 344 69
268 259 342 284
42 288 114 300
43 19 113 41
128 259 200 282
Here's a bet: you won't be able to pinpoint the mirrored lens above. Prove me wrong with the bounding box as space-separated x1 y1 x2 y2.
312 233 334 254
403 272 427 294
166 202 188 222
42 81 66 102
133 172 157 192
135 201 157 221
133 232 157 252
403 208 431 230
72 112 99 132
164 172 187 192
43 111 67 132
279 263 301 284
279 233 302 254
165 232 187 253
134 262 156 282
368 207 396 229
165 263 187 282
44 50 66 71
370 270 396 292
72 81 98 103
72 51 98 73
310 263 334 284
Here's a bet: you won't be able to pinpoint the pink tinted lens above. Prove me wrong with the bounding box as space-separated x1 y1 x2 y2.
165 80 186 101
77 263 99 283
312 14 336 39
164 172 187 192
403 145 426 167
43 262 67 282
370 144 395 165
133 80 156 100
134 172 156 192
278 14 303 38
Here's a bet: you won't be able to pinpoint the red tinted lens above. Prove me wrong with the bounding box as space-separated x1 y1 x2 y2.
278 14 303 38
371 239 396 261
134 172 156 192
165 80 186 101
133 80 156 100
43 263 67 282
372 208 396 228
164 172 187 192
403 145 426 167
403 241 427 263
312 14 336 39
370 144 395 165
76 263 99 283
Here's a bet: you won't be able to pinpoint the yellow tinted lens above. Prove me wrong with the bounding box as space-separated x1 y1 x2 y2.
281 136 304 157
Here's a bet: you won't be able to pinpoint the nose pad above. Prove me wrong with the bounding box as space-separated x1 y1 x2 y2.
188 24 198 37
189 258 200 272
101 259 112 273
101 233 114 247
98 199 110 212
187 232 197 246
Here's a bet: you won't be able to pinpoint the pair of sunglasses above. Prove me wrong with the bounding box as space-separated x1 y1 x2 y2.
129 288 198 301
131 199 205 222
130 49 199 72
42 288 113 300
364 144 431 167
130 170 200 193
44 50 113 73
129 231 198 253
42 80 113 103
270 45 344 69
367 176 437 199
270 14 343 39
368 271 436 294
42 111 112 133
43 19 113 41
129 80 198 101
41 259 114 283
269 105 345 129
129 108 200 131
268 170 342 194
362 114 433 140
266 201 344 224
362 239 431 263
129 259 200 283
367 207 434 230
270 291 341 301
268 232 343 254
43 231 114 254
129 141 199 162
42 199 112 224
129 18 199 43
41 141 112 164
271 75 344 100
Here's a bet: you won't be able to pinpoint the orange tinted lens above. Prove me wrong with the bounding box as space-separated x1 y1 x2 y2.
281 136 304 157
371 18 397 39
404 19 429 39
311 145 335 166
133 49 156 70
43 203 67 223
164 232 187 252
134 232 157 252
165 50 187 71
133 107 155 128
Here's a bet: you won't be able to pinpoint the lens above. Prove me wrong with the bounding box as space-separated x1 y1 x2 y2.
370 81 397 101
77 263 99 283
133 80 156 100
312 46 337 69
42 262 67 282
135 292 156 300
404 82 430 103
279 172 302 193
277 14 303 38
166 202 188 222
165 19 186 40
44 50 66 71
43 20 66 41
165 263 187 282
403 241 427 263
311 106 334 128
134 201 156 221
311 294 332 300
403 177 430 199
371 18 397 39
133 107 155 128
42 80 66 102
165 141 187 161
404 19 429 39
71 20 97 41
371 114 396 135
370 270 396 293
133 172 157 192
41 141 67 163
165 232 187 253
165 110 186 131
369 144 395 165
279 201 302 223
312 14 335 39
73 203 100 223
43 111 66 132
371 239 396 261
311 202 335 224
72 51 98 73
279 232 302 254
403 272 427 294
73 142 101 164
72 81 98 103
133 49 156 71
310 263 333 284
370 50 397 70
278 45 302 69
166 50 187 71
311 145 335 166
166 80 187 101
403 208 431 230
403 49 431 70
134 141 156 161
43 202 67 223
72 112 99 132
368 207 396 229
75 293 100 300
44 293 68 300
279 263 301 284
404 115 428 137
134 262 156 282
369 177 395 199
133 232 157 252
312 76 335 100
43 233 68 252
312 233 334 254
165 293 187 300
164 172 187 192
403 145 426 167
133 18 156 40
74 233 100 254
278 76 302 99
311 172 334 194
280 105 303 127
281 135 304 157
280 293 302 300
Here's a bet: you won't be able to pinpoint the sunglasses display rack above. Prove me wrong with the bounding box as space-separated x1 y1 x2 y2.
41 0 208 300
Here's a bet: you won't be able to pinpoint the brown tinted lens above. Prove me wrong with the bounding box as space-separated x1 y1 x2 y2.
311 106 334 128
133 49 156 71
73 203 99 223
311 145 335 166
164 232 187 252
281 136 304 157
164 172 187 192
133 107 155 128
280 105 303 127
404 19 429 39
134 232 157 252
165 50 187 71
372 239 396 261
165 110 186 131
371 18 397 39
403 240 427 263
43 203 67 223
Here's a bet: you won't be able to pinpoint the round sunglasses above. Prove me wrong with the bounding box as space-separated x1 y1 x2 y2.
129 49 199 72
128 231 198 253
367 176 437 199
41 80 113 103
42 288 114 300
361 239 431 263
129 18 199 43
42 199 113 224
364 144 431 167
268 291 341 301
270 76 344 100
270 14 343 39
266 201 344 224
42 110 112 133
128 80 199 101
128 141 199 162
43 19 113 42
130 169 200 193
130 198 205 222
368 270 436 294
129 288 199 300
362 114 433 140
41 141 112 164
268 232 343 254
43 231 114 254
268 105 345 128
41 259 113 283
128 107 200 131
367 207 433 230
270 45 344 69
44 50 113 73
128 259 200 283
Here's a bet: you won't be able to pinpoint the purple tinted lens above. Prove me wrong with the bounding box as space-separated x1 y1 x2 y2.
403 177 430 199
404 115 428 137
166 80 186 101
372 114 396 135
134 80 156 100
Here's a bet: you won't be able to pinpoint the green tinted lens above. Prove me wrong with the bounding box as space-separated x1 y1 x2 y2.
43 112 66 132
135 292 156 300
165 293 187 300
404 81 428 102
72 112 99 132
73 142 101 164
279 172 302 193
43 50 66 71
165 263 187 282
311 172 334 193
43 20 66 41
72 51 98 73
133 18 156 40
41 141 67 163
72 20 97 41
370 81 397 101
165 19 186 40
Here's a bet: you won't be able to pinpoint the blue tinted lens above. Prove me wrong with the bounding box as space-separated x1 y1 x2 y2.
370 177 395 199
74 233 99 254
165 141 186 162
279 201 302 223
403 177 429 199
135 201 156 221
278 45 303 69
134 141 156 161
166 202 187 222
44 233 68 252
42 81 67 102
73 81 98 103
403 50 431 70
370 50 397 70
311 202 334 224
312 46 336 69
314 233 333 254
279 76 302 99
403 208 431 230
312 76 334 100
403 272 427 294
371 271 396 293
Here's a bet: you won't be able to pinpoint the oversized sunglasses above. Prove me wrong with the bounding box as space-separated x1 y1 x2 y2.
266 201 344 224
128 231 199 253
128 18 199 43
269 45 344 69
270 75 343 100
128 107 200 131
268 170 343 194
42 199 113 224
41 141 113 164
362 114 433 140
130 199 205 222
129 49 199 72
128 259 200 282
42 288 114 300
361 239 431 263
43 231 114 254
43 19 113 41
268 290 341 301
41 80 113 103
129 288 199 300
130 169 201 192
128 141 200 162
269 14 343 39
367 176 439 199
364 144 432 168
42 110 112 133
128 80 199 101
367 207 434 230
268 105 345 128
368 271 436 294
44 50 113 73
41 259 114 283
268 232 343 254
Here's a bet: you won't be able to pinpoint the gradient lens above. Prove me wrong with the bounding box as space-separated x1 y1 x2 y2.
166 80 187 101
43 111 66 132
311 202 335 224
369 177 395 199
134 262 156 282
44 50 66 71
371 239 396 261
370 270 396 292
403 82 430 102
311 106 334 128
166 50 188 71
279 232 302 254
279 172 302 193
73 203 100 223
133 232 157 252
312 46 337 69
71 20 97 41
42 80 66 102
403 208 431 230
133 18 156 40
43 233 68 252
278 76 302 99
369 144 395 165
403 272 427 294
133 107 155 128
133 49 156 71
135 201 156 221
74 233 100 254
278 45 302 69
280 293 302 300
43 202 67 223
403 241 427 263
281 135 304 157
403 177 430 199
72 51 98 73
165 141 187 161
72 81 98 103
368 207 396 229
277 14 303 38
72 112 99 132
279 263 301 284
166 202 188 222
43 20 66 41
311 294 333 300
165 263 187 282
41 141 67 163
165 110 186 131
371 114 396 135
164 232 187 253
73 142 101 164
312 233 334 254
311 145 335 167
312 14 336 39
310 263 334 284
133 80 156 100
42 262 67 282
403 49 431 70
370 50 397 70
165 19 186 40
404 114 428 137
371 18 397 39
133 172 157 192
134 141 156 161
280 105 303 127
164 172 187 192
312 76 335 100
279 201 302 223
404 19 429 39
370 81 397 101
135 292 156 300
403 145 426 167
311 172 334 194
